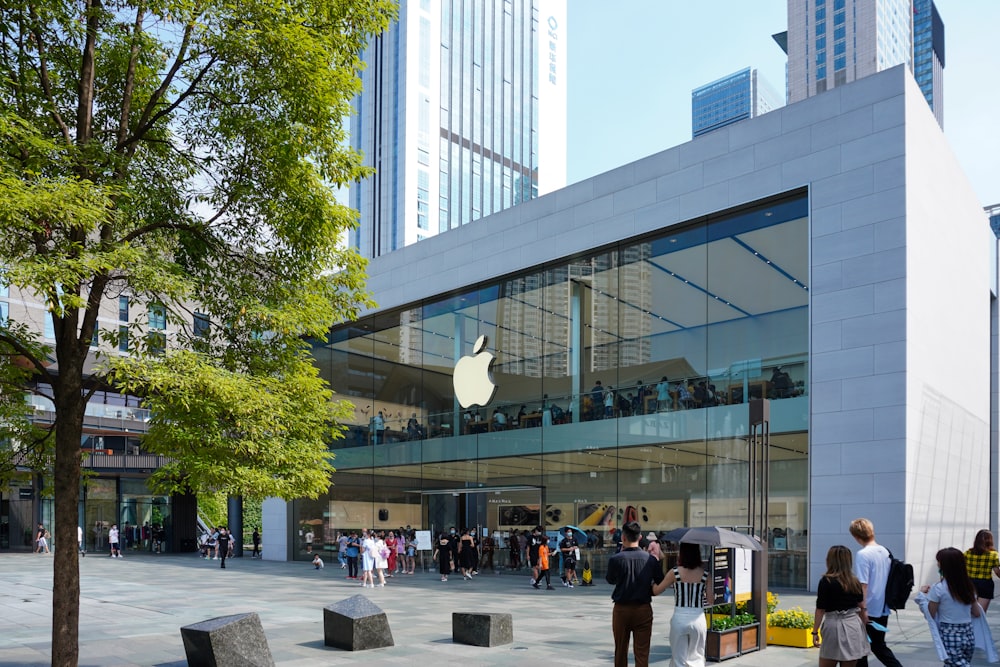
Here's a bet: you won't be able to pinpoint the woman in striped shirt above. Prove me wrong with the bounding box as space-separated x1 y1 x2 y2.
653 542 708 666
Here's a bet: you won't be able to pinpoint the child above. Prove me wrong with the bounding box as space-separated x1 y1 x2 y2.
312 553 325 570
534 535 554 590
921 547 980 667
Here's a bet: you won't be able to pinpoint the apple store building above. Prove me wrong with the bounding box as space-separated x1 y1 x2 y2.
267 68 994 591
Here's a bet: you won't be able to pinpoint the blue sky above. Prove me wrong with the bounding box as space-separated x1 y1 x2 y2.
566 1 1000 207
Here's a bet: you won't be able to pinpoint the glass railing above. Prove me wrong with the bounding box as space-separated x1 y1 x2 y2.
333 359 807 449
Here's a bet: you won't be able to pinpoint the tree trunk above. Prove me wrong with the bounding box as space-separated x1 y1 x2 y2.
51 378 84 667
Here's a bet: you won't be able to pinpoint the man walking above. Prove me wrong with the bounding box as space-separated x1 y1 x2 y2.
606 521 665 667
217 527 231 569
850 518 902 667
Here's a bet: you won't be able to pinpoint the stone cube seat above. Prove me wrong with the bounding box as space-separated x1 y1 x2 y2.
452 612 513 647
323 594 394 651
180 612 274 667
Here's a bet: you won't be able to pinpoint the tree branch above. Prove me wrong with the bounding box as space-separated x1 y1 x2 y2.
0 330 51 380
76 0 102 150
26 10 71 144
116 4 146 150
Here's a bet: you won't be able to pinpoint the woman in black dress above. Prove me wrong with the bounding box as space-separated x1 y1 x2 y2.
433 532 452 581
460 528 477 579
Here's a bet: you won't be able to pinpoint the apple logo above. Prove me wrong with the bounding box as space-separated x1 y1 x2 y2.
454 335 498 408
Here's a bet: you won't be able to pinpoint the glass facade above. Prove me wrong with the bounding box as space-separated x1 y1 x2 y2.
691 68 780 139
301 192 810 587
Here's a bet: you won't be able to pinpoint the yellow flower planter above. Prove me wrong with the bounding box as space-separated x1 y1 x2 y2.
766 626 817 648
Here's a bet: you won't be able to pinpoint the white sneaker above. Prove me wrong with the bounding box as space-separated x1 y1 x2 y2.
568 583 574 588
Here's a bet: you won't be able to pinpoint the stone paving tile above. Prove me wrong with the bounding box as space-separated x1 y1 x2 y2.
0 552 998 666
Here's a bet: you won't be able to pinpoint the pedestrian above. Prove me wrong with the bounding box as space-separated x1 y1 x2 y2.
480 532 496 572
922 547 980 667
252 527 261 559
460 528 477 580
312 553 325 569
345 531 360 579
964 529 1000 612
336 531 348 569
360 530 377 588
509 529 521 570
208 527 219 560
304 527 314 553
534 535 554 590
849 518 902 667
812 545 870 667
528 525 542 586
433 531 452 582
35 523 50 554
405 531 417 574
374 531 388 587
560 528 579 587
78 525 85 557
652 542 709 667
606 521 665 667
216 527 231 568
385 530 397 576
109 524 122 558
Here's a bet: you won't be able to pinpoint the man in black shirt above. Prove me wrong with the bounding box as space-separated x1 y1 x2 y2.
217 527 231 569
606 521 664 667
559 528 579 587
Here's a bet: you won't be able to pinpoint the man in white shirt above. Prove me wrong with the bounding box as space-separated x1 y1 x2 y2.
850 518 902 667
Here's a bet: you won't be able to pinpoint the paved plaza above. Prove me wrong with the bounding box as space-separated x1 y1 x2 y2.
0 550 996 666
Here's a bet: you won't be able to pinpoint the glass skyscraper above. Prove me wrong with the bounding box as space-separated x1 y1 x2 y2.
691 67 781 138
785 0 943 125
349 0 567 259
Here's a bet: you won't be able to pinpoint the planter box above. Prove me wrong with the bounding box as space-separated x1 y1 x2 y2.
767 626 816 648
707 628 740 661
706 624 760 662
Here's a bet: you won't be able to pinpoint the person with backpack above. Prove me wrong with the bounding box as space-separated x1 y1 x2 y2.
849 518 903 667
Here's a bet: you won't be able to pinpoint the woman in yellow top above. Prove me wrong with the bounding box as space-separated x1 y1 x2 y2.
965 529 1000 611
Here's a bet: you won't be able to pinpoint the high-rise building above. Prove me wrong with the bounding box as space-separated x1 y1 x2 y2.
785 0 944 125
349 0 567 259
691 67 782 138
987 204 1000 239
912 0 945 126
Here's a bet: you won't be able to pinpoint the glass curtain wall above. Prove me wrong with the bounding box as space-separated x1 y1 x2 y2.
304 192 809 586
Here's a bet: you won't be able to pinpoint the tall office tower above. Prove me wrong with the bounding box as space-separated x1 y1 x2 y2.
349 0 567 259
912 0 944 126
691 67 782 138
785 0 943 124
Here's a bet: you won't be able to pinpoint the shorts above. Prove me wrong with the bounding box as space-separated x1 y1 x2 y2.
973 578 995 600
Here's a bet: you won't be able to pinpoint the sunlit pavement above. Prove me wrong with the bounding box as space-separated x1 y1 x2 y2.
0 551 994 666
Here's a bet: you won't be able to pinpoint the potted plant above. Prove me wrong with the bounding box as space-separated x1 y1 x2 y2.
766 607 816 648
706 612 758 661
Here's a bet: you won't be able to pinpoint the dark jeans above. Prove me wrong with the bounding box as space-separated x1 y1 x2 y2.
612 602 653 667
347 555 358 578
857 615 902 667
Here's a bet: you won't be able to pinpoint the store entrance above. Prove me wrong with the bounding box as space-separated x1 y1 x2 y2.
421 486 542 557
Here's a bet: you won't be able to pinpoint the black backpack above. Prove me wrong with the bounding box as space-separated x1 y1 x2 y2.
885 550 914 611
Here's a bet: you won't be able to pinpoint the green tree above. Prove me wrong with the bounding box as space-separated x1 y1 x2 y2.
0 1 395 664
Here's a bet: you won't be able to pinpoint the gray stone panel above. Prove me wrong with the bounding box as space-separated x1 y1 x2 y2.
452 612 514 647
180 612 274 667
323 594 394 651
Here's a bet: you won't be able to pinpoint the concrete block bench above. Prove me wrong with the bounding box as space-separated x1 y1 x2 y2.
180 612 274 667
452 612 514 647
323 594 394 651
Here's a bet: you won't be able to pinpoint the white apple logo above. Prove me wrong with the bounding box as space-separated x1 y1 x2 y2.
454 335 498 408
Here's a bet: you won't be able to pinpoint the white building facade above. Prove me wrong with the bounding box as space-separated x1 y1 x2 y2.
349 0 567 259
268 67 994 592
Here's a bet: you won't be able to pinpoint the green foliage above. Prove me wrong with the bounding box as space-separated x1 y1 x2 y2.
707 591 777 617
710 613 757 631
0 0 397 663
767 607 814 629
